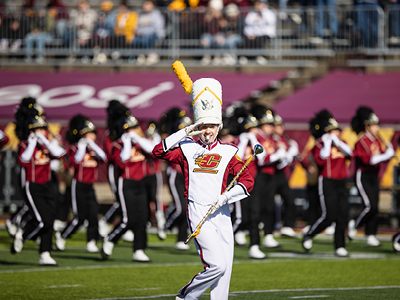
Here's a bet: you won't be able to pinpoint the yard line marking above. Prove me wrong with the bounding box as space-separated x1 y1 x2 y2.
84 286 400 300
46 284 84 288
2 255 400 274
125 288 161 291
290 296 329 299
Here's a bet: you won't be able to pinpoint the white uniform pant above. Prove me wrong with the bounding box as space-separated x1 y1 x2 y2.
179 201 234 300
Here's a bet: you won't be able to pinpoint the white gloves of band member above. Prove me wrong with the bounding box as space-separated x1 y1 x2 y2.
163 122 204 151
320 133 353 158
185 123 203 137
0 130 5 140
210 194 228 214
75 138 107 163
21 133 38 162
21 132 65 162
370 146 395 165
120 131 157 162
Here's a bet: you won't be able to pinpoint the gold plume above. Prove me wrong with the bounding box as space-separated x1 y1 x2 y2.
172 61 193 95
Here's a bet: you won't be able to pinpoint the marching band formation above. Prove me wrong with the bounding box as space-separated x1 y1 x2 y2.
2 73 399 272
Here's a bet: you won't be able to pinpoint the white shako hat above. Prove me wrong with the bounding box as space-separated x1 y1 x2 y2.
191 78 222 125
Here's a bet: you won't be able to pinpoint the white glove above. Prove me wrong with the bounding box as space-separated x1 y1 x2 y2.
185 123 203 137
87 138 107 161
129 131 155 154
210 194 228 214
75 138 88 163
35 132 50 147
0 130 5 140
269 148 286 163
120 133 133 162
370 147 395 165
320 137 333 159
20 133 37 162
321 133 332 143
331 134 353 156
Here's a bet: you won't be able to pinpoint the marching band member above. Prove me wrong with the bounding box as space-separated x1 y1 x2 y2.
348 107 394 247
160 107 193 250
101 100 155 262
251 105 284 248
235 110 267 259
153 62 254 300
55 114 107 253
273 115 299 237
302 110 353 257
13 98 66 265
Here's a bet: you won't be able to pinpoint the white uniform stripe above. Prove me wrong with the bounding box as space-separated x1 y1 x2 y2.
165 169 181 229
355 169 371 228
24 182 44 241
108 164 117 194
155 172 164 213
232 201 242 233
108 177 128 240
62 179 79 238
308 176 327 235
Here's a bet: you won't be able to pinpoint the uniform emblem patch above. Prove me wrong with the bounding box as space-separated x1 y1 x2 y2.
194 154 221 174
201 99 214 111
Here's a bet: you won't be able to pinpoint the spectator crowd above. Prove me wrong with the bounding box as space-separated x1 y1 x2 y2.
0 0 399 64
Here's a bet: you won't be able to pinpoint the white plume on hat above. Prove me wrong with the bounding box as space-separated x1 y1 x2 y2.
191 78 223 125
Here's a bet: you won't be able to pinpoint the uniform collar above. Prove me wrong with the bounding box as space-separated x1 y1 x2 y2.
197 138 219 150
365 131 376 142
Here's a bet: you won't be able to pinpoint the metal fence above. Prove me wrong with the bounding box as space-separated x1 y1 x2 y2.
0 5 399 64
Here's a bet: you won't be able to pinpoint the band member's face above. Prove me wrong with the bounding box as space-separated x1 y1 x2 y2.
330 129 341 137
260 124 274 136
274 124 284 136
367 124 379 137
35 128 47 136
85 132 96 141
198 123 219 144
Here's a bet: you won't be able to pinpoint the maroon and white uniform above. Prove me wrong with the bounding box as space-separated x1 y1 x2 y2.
153 128 254 300
352 132 393 236
105 134 154 252
18 133 65 254
61 140 106 242
305 134 353 250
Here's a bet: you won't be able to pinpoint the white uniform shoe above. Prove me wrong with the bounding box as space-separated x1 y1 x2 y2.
133 249 150 262
85 240 99 253
53 219 67 232
347 220 357 240
98 217 112 238
39 251 58 266
366 235 380 247
11 228 24 254
263 234 280 248
235 231 247 246
55 232 66 251
249 245 266 259
101 238 114 260
324 224 335 235
280 227 297 238
175 294 185 299
6 219 17 237
335 247 349 257
122 230 134 242
175 241 190 251
392 233 400 253
301 225 310 235
302 236 313 251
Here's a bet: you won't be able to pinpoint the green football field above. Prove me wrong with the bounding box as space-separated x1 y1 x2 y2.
1 228 400 300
